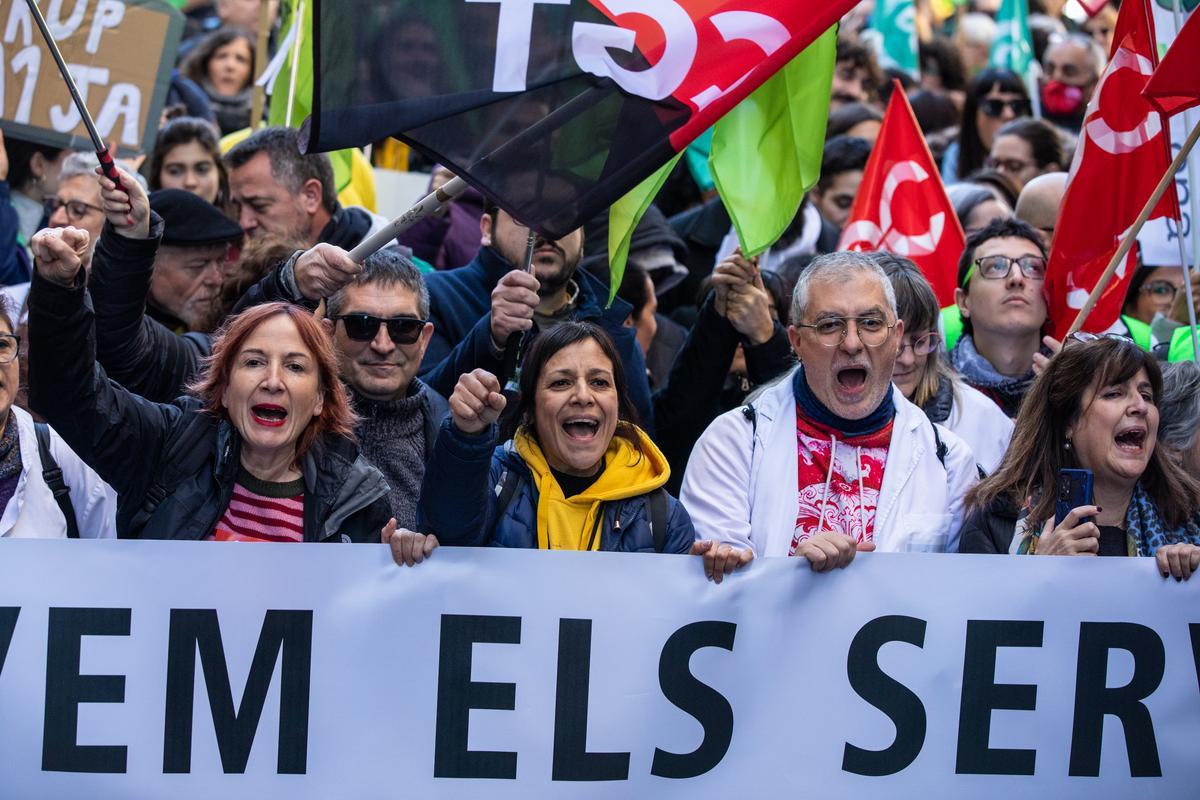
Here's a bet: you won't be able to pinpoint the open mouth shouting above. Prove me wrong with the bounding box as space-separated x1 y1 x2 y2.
562 416 600 442
835 365 870 394
251 404 289 428
1113 425 1148 454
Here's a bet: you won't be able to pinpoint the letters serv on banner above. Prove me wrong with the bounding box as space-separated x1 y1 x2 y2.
0 0 183 155
0 540 1198 798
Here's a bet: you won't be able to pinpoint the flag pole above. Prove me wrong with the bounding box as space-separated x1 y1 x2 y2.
249 0 272 130
23 0 126 195
1169 0 1200 361
346 176 468 263
502 231 539 391
1067 117 1200 335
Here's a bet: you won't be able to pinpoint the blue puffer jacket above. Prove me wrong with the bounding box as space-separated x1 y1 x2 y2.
417 418 694 553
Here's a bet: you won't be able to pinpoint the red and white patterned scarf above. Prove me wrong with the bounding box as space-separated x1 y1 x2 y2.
789 403 893 555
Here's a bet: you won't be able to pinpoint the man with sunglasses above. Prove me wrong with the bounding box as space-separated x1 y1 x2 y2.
681 252 976 580
322 252 448 529
951 218 1050 418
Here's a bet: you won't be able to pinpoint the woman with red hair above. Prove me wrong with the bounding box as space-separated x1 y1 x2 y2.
26 223 391 542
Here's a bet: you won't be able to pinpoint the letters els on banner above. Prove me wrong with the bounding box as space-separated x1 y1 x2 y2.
0 1 183 155
0 540 1198 798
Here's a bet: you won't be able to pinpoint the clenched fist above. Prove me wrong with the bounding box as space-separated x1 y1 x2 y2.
31 227 91 287
450 368 507 435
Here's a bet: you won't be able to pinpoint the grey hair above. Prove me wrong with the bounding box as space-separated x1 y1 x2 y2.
56 151 148 191
57 151 99 184
1045 32 1106 78
1159 361 1200 452
789 251 898 325
326 249 430 320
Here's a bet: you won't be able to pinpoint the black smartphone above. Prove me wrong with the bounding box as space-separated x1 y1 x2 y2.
1055 468 1094 526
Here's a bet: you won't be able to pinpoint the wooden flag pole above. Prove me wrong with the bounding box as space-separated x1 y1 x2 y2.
249 0 272 129
1067 117 1200 335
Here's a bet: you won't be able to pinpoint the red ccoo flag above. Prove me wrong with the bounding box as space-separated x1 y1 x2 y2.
1143 8 1200 117
1045 0 1179 338
838 83 964 307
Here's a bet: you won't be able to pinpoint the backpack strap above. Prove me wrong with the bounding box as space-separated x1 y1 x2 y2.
34 422 78 539
494 467 526 523
930 421 949 470
648 488 669 553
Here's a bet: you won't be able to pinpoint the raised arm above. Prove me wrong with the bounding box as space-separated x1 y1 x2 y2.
417 369 507 545
27 226 181 506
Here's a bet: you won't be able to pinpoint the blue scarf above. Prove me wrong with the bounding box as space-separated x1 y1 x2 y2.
792 366 895 436
1126 483 1200 556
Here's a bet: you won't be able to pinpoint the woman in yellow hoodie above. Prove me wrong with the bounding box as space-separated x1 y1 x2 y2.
411 322 696 557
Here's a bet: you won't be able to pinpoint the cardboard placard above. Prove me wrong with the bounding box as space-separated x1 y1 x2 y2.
0 0 183 155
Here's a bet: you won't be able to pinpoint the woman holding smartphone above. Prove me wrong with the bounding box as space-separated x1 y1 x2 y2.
957 337 1200 580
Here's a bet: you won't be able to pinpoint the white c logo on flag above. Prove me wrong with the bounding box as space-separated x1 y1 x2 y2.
1084 48 1160 156
838 161 945 256
572 0 697 100
689 12 791 110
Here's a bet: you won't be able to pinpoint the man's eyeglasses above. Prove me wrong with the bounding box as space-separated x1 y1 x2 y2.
332 314 427 344
794 316 896 348
1140 280 1182 300
899 331 942 356
43 197 104 223
979 98 1032 119
962 254 1047 285
0 334 19 364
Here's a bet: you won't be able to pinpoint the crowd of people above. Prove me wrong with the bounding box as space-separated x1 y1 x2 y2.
2 0 1199 585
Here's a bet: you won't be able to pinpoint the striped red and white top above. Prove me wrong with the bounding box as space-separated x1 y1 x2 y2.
211 470 306 543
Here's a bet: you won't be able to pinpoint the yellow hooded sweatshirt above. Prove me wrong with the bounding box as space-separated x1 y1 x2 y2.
513 426 670 551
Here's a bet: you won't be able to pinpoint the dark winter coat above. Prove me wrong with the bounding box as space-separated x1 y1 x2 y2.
957 497 1021 554
418 419 694 553
27 270 391 542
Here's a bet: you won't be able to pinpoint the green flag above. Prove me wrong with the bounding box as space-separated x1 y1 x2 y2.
604 26 836 296
990 0 1034 76
709 25 838 258
866 0 918 78
268 0 353 194
604 154 683 306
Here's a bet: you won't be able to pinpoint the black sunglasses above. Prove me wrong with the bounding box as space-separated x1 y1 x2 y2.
979 97 1031 118
333 314 427 344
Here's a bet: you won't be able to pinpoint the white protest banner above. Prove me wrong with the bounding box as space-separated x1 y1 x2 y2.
0 540 1198 798
0 0 183 155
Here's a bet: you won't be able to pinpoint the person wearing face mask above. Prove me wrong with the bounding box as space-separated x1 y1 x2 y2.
1040 34 1104 134
875 253 1013 474
959 337 1200 582
680 252 977 579
398 322 694 568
